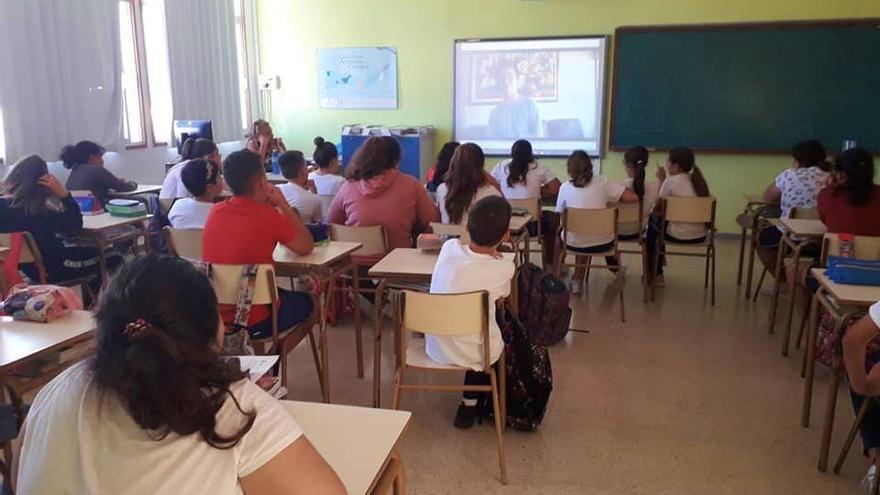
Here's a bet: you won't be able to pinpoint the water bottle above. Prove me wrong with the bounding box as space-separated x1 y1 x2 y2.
271 151 281 175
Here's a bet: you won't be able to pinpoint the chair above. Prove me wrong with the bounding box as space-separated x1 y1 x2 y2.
430 222 470 243
650 197 717 306
507 198 541 264
613 200 648 301
329 224 389 407
209 263 322 394
163 227 203 260
799 233 880 472
750 206 818 302
391 290 507 484
0 232 96 305
553 207 626 322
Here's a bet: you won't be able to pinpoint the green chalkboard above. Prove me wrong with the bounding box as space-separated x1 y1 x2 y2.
610 20 880 153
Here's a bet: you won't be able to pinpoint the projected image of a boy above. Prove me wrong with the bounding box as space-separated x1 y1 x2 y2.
487 64 540 138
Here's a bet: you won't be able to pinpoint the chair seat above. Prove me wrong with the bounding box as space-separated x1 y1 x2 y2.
405 338 467 371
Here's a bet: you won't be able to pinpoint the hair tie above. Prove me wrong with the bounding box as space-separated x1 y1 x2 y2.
124 319 153 340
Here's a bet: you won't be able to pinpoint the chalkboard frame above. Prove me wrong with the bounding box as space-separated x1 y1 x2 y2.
609 18 880 154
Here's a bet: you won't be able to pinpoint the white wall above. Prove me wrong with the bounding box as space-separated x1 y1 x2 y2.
2 140 245 185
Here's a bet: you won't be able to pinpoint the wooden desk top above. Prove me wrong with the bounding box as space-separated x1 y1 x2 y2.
274 241 362 268
509 215 533 233
780 218 827 237
812 268 880 307
266 173 286 184
282 401 410 495
0 247 9 259
81 213 152 232
369 247 515 281
743 194 773 205
0 311 95 371
109 185 162 197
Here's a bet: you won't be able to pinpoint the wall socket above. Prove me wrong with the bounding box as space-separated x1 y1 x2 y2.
259 74 280 91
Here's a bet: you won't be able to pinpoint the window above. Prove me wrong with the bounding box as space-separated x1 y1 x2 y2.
118 0 253 147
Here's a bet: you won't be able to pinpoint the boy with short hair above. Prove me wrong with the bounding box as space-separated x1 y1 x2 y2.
203 149 315 339
426 195 515 428
278 150 323 224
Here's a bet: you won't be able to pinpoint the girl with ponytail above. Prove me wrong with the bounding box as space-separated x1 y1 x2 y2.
620 146 660 237
646 147 711 286
489 139 560 200
62 140 137 204
308 136 345 196
16 254 345 494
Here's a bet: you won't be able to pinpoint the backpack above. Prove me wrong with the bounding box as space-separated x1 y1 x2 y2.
498 305 552 431
517 263 572 346
146 196 171 254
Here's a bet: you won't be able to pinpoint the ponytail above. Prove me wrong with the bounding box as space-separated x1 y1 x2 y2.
624 146 649 199
60 140 104 170
507 139 533 188
690 165 710 197
312 136 339 169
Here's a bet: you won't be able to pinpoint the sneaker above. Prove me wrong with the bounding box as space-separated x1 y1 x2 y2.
654 275 665 288
454 404 478 429
862 464 878 494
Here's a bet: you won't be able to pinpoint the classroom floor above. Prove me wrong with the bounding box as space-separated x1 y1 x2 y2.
285 238 865 494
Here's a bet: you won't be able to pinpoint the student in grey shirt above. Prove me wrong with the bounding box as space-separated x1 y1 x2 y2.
62 140 136 204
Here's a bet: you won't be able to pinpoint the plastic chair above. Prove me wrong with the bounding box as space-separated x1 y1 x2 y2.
329 224 389 407
209 263 322 394
553 207 626 322
163 227 203 260
391 290 507 484
650 197 717 305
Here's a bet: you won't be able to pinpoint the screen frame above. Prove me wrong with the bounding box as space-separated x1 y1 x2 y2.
452 34 609 159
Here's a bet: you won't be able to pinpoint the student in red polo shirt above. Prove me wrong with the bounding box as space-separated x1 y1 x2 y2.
203 149 315 338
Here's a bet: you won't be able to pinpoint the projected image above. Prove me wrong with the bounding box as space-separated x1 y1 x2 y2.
454 37 607 157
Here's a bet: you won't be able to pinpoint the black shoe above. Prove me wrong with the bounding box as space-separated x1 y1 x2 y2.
454 404 478 429
477 395 495 423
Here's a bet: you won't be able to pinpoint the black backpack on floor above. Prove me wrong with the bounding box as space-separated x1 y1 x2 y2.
498 306 552 431
517 263 572 346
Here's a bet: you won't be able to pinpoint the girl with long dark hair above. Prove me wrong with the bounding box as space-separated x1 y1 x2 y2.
308 136 345 196
489 139 561 200
436 143 501 225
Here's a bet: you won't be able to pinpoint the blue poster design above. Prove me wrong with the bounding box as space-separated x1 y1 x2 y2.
317 47 398 109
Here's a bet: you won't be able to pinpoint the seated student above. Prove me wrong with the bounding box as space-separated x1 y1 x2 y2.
327 136 439 250
308 137 345 196
62 140 137 204
646 147 711 287
246 119 286 169
203 150 315 340
167 159 224 229
425 141 460 193
435 143 501 225
278 150 323 224
15 254 345 494
0 155 116 293
489 139 561 200
819 148 880 235
426 196 515 428
161 138 221 200
619 146 660 238
841 303 880 494
555 150 638 292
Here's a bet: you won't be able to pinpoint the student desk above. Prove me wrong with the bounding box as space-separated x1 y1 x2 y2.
266 173 286 184
740 194 778 299
282 401 410 495
0 311 95 393
801 269 880 472
78 214 152 283
274 241 364 404
108 185 163 213
367 248 516 408
508 215 534 265
767 217 826 356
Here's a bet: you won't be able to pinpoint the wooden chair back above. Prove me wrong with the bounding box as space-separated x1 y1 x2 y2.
0 232 46 282
611 201 642 230
663 197 717 225
399 290 490 370
821 234 880 264
430 222 470 243
562 207 618 237
209 264 278 306
163 227 203 260
330 224 389 258
507 198 541 235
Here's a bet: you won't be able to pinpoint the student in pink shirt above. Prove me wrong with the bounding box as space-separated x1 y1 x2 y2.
327 136 439 250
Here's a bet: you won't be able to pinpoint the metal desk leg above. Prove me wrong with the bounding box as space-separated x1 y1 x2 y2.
781 242 807 356
349 259 365 378
767 232 789 334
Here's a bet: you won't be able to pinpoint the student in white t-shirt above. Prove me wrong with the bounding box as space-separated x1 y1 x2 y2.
435 143 501 225
160 138 220 200
556 150 638 293
278 150 323 224
307 137 345 197
647 147 711 287
619 146 660 237
15 255 345 495
489 139 560 200
167 159 224 229
426 196 515 429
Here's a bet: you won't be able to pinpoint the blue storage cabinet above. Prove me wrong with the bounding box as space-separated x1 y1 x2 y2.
341 126 436 181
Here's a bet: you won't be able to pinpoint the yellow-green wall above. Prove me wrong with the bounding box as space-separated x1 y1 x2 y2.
256 0 878 232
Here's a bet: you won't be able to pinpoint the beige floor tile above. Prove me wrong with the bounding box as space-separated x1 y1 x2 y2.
284 239 865 494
